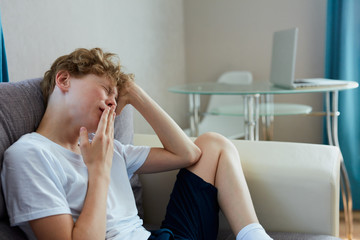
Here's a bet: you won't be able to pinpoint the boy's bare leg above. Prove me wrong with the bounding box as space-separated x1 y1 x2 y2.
187 132 258 235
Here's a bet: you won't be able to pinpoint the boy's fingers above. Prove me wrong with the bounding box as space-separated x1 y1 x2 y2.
96 107 110 135
111 111 115 136
106 106 116 135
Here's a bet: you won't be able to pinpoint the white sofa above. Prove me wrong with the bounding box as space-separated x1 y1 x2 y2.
134 134 341 239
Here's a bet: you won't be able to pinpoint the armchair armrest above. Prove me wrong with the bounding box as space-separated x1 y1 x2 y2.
134 134 340 236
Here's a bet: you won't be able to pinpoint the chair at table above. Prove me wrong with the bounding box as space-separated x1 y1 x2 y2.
184 71 252 139
184 71 312 140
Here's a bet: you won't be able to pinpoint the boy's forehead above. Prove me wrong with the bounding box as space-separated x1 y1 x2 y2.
86 74 118 92
94 74 115 85
103 76 116 85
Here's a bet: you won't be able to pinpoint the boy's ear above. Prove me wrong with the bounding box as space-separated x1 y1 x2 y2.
55 70 71 92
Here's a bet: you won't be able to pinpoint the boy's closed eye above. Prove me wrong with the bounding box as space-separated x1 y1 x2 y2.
102 86 111 94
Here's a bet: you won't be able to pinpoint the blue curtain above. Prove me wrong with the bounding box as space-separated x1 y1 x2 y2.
325 0 360 209
0 10 8 83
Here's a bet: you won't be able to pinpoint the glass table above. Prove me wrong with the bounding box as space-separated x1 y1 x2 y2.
210 103 312 116
209 102 313 140
169 80 359 238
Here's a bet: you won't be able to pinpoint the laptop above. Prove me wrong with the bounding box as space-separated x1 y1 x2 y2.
269 27 346 89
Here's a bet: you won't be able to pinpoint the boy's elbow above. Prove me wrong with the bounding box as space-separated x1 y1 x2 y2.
187 146 202 165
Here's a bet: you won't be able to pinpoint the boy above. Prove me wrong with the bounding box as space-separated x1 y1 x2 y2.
1 48 272 240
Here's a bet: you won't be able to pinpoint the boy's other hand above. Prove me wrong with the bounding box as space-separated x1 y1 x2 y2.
115 81 142 115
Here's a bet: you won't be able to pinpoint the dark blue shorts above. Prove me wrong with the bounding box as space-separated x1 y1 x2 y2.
148 168 220 240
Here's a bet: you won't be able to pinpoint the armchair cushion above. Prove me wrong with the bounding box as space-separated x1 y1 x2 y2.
0 78 45 220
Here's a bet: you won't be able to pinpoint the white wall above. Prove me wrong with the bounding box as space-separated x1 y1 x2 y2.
184 0 328 143
1 0 188 134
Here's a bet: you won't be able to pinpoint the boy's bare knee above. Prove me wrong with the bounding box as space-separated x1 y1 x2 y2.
195 132 240 167
196 132 225 144
195 132 233 151
189 132 240 185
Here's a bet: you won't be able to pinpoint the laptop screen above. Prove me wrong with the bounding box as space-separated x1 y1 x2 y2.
269 28 298 88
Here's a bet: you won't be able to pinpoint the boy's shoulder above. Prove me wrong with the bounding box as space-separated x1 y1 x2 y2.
7 132 48 151
4 132 53 164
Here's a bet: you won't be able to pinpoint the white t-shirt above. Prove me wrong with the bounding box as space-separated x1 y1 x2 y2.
1 132 151 240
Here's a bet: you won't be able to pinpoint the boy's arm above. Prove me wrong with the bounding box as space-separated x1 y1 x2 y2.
117 82 201 173
29 107 116 240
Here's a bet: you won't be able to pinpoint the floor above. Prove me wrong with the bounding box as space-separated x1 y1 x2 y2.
340 211 360 240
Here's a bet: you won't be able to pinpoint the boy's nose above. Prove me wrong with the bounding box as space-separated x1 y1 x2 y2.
106 98 117 108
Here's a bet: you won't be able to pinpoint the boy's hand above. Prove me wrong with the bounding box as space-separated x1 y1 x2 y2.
79 106 116 180
115 81 141 115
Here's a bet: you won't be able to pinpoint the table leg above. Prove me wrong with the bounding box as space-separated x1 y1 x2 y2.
261 94 275 141
243 94 260 141
326 91 353 239
244 96 249 139
255 95 260 141
189 94 201 137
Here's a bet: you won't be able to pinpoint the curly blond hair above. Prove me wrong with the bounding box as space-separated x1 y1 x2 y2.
41 48 133 104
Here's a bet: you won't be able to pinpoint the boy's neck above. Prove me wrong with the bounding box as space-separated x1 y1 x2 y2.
36 109 81 154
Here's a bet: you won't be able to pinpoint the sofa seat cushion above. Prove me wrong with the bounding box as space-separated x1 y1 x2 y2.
218 230 341 240
268 232 341 240
145 225 341 240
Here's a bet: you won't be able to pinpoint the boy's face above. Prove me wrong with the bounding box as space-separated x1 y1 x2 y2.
66 74 118 133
